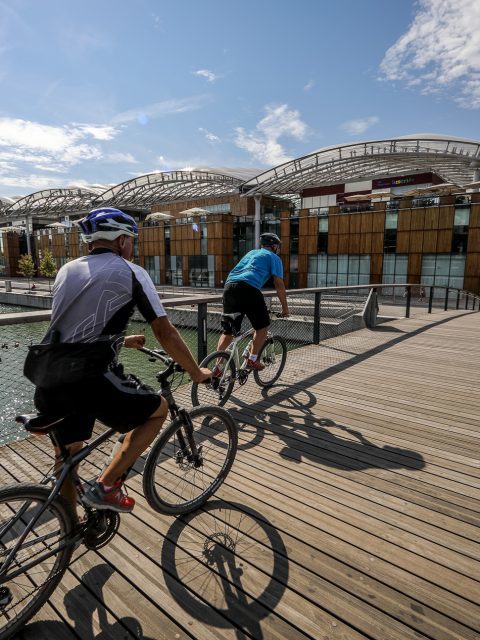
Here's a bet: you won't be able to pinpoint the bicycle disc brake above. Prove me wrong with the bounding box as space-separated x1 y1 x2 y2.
83 510 120 550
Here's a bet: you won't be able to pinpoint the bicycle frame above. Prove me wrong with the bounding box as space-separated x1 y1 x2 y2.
1 347 196 582
0 426 116 581
223 326 255 371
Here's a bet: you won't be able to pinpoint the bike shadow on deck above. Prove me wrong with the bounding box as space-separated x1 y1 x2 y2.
220 313 472 472
161 499 290 640
18 563 155 640
229 386 425 473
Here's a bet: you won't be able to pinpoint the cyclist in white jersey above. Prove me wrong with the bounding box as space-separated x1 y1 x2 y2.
33 208 211 513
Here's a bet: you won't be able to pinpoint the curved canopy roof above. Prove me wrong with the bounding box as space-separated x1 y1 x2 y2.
3 187 102 218
94 168 260 212
241 135 480 195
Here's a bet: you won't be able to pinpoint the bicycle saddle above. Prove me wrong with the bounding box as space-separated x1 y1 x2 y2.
16 413 65 434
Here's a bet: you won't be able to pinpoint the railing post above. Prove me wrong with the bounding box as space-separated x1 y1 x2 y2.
444 288 449 311
313 292 321 344
456 290 460 310
465 293 469 310
405 286 411 318
428 286 434 314
197 302 208 362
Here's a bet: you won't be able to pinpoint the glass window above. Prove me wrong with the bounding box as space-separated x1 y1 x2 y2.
359 255 371 274
337 256 349 273
385 212 398 229
170 255 183 286
454 209 470 226
290 216 299 258
421 255 465 290
384 228 397 253
317 232 328 253
145 255 160 284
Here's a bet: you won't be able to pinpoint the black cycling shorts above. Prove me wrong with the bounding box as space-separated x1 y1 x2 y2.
222 281 270 334
34 367 162 446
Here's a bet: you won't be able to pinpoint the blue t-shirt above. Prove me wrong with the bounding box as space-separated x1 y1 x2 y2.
226 248 283 289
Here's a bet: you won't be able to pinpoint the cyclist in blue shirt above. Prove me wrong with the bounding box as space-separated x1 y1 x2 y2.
216 232 289 371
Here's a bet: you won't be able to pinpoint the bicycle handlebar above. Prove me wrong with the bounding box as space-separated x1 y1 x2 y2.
138 346 184 373
138 346 212 385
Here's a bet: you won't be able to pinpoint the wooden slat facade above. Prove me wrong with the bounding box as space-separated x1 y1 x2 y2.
2 194 480 293
2 307 479 639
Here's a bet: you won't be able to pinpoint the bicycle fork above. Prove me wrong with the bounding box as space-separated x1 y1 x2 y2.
176 410 203 468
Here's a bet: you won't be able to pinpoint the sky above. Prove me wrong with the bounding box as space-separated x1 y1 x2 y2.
0 0 479 198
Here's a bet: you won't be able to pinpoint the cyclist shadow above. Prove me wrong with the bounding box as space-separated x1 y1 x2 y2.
161 500 289 640
231 384 425 472
20 563 155 640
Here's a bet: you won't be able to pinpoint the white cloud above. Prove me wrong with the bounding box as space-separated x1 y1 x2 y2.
193 69 219 83
105 152 138 164
234 104 308 165
304 79 315 91
199 127 221 143
0 117 121 184
379 0 480 108
0 174 66 189
75 124 118 141
340 116 380 136
111 96 209 125
151 155 210 173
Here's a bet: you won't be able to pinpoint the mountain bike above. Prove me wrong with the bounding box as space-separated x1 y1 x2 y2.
191 313 287 407
0 348 237 640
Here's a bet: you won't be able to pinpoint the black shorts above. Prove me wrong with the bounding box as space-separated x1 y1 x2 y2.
222 281 270 334
34 367 162 446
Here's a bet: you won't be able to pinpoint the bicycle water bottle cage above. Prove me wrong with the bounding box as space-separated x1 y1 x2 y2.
16 413 65 435
220 312 243 336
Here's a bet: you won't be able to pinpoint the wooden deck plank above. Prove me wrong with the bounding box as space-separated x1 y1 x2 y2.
1 308 479 639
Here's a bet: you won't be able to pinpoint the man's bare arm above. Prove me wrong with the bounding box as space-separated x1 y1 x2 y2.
150 316 210 382
273 276 289 316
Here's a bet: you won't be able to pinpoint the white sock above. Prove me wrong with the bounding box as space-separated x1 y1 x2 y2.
249 354 258 362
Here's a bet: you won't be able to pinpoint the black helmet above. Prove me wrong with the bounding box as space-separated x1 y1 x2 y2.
260 232 281 247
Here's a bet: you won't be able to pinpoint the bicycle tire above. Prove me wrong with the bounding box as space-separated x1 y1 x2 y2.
0 483 75 640
143 405 238 515
253 335 287 388
191 351 236 407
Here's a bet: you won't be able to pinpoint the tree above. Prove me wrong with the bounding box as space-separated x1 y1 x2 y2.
39 248 58 293
17 254 36 290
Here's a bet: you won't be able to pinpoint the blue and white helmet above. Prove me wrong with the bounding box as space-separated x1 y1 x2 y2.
78 208 138 242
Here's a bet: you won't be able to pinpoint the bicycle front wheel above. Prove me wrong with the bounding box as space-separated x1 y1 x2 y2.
191 351 236 407
0 484 75 640
254 335 287 388
143 405 238 515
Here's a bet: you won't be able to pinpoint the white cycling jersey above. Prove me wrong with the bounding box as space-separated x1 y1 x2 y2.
46 249 166 345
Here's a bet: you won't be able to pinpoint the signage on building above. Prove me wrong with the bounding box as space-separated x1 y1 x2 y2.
374 176 416 188
372 172 434 189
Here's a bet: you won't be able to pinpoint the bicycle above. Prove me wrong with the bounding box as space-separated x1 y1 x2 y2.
0 348 237 640
191 313 287 407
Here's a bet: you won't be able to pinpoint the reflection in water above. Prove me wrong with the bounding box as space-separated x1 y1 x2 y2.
0 319 193 443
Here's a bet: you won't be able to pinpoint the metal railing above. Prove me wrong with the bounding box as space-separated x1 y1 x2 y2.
0 283 478 446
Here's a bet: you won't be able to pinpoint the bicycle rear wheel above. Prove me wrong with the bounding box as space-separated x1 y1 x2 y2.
0 484 75 640
191 351 236 407
143 405 238 515
253 335 287 388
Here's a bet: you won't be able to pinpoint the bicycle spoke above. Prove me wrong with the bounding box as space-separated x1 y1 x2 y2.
0 486 73 638
143 406 238 515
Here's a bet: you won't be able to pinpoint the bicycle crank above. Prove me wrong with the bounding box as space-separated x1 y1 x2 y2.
83 510 120 550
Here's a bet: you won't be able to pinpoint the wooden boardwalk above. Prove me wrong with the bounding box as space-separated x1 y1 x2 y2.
1 308 479 640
